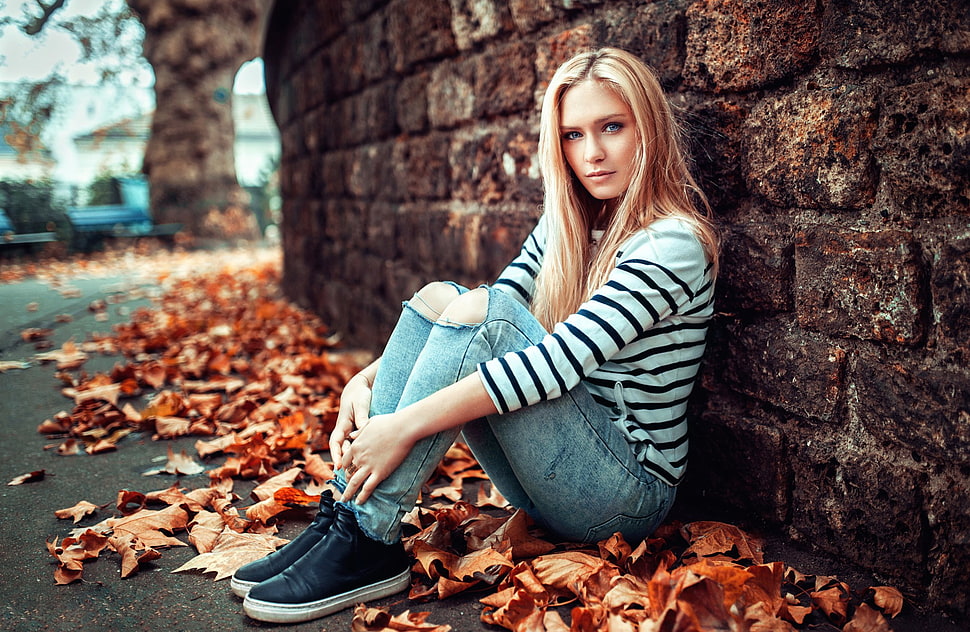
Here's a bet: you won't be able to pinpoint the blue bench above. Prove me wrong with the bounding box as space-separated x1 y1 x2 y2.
67 176 181 249
0 208 58 246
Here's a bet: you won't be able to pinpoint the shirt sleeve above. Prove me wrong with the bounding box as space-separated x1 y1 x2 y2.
478 218 710 414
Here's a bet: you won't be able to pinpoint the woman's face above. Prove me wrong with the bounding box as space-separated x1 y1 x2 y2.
559 80 639 201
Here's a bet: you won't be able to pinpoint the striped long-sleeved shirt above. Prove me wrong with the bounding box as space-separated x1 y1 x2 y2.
478 215 716 486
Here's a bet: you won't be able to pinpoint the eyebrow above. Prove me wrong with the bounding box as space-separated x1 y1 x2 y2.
559 112 630 130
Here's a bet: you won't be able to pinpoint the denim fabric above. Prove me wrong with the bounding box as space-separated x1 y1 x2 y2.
338 285 676 545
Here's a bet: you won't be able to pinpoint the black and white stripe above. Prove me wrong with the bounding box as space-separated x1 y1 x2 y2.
479 216 715 486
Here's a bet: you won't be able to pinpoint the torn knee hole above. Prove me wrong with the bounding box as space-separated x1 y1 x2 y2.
438 288 488 325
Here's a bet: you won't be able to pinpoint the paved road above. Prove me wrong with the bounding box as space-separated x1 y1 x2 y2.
0 273 485 631
0 271 965 631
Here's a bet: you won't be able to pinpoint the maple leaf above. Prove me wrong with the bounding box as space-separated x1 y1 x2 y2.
351 605 453 632
185 510 227 554
810 577 851 627
54 501 99 524
869 585 904 618
109 535 162 578
108 504 190 548
844 603 892 632
143 447 206 476
250 468 302 501
48 529 112 584
681 521 764 564
35 340 88 370
172 527 288 580
7 469 45 485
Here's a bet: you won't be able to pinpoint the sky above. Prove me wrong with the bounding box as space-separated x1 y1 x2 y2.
0 0 265 93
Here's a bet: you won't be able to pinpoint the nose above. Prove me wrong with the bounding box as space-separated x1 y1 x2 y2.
584 136 605 164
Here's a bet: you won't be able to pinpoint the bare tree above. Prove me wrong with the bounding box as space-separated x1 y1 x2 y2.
3 0 270 238
127 0 269 236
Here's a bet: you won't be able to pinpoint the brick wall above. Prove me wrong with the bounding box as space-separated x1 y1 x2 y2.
263 0 969 615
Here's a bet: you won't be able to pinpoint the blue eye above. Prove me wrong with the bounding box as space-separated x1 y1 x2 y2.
562 131 582 141
604 122 623 133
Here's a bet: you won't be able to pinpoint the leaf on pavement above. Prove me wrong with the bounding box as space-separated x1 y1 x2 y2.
8 469 45 485
172 527 289 580
35 340 88 370
250 468 302 501
351 605 452 631
844 603 892 632
869 585 904 617
143 447 205 476
55 500 99 524
109 534 162 578
108 504 190 548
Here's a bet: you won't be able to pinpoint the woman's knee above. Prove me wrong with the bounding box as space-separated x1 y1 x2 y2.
412 281 460 319
438 287 488 325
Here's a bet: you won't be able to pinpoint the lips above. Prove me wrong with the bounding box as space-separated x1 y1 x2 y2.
586 170 615 179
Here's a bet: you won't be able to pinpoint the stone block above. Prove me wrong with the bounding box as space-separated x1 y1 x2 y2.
397 72 430 134
448 0 514 50
535 25 594 103
744 81 878 209
387 0 457 73
789 441 925 579
925 474 970 616
449 123 542 204
722 316 847 422
594 1 688 87
322 149 351 198
684 0 820 93
688 390 790 524
850 348 970 465
335 80 399 147
474 41 537 118
428 59 476 129
874 73 970 218
476 204 543 279
820 0 970 68
932 237 970 362
718 221 794 313
508 0 560 32
794 227 926 345
348 141 398 201
392 133 452 201
679 95 749 214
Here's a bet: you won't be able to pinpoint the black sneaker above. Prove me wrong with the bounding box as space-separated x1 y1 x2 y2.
229 489 336 598
242 503 411 623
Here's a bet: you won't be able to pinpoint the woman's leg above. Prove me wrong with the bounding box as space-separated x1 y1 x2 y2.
367 281 463 416
351 286 674 546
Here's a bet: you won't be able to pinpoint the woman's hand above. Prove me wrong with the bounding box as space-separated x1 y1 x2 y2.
339 412 416 505
329 373 373 469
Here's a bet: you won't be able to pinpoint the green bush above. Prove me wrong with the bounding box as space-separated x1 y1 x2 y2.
0 179 68 236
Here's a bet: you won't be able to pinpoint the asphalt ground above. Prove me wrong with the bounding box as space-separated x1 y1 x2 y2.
0 262 967 632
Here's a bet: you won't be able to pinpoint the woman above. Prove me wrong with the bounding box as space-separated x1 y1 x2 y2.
234 47 720 624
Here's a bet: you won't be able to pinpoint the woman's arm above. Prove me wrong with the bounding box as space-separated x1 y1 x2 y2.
338 372 497 504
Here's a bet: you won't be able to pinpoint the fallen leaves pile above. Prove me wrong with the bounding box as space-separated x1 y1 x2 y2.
15 246 904 631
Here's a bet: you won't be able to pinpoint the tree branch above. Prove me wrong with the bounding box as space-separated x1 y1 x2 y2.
23 0 68 36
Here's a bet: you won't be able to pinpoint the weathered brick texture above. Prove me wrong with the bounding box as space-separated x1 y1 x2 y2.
263 0 970 616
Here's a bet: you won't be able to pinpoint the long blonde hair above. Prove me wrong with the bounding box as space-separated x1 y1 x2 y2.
531 48 719 331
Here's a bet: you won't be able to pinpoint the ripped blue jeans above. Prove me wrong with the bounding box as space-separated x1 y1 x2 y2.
336 285 676 545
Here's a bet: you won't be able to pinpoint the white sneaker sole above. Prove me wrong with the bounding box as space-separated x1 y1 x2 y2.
242 569 411 623
229 575 258 598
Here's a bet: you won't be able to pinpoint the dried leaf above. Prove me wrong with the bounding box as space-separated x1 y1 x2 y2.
172 527 288 580
8 469 45 485
844 603 892 632
143 447 205 476
870 585 904 617
350 605 452 631
55 501 99 524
